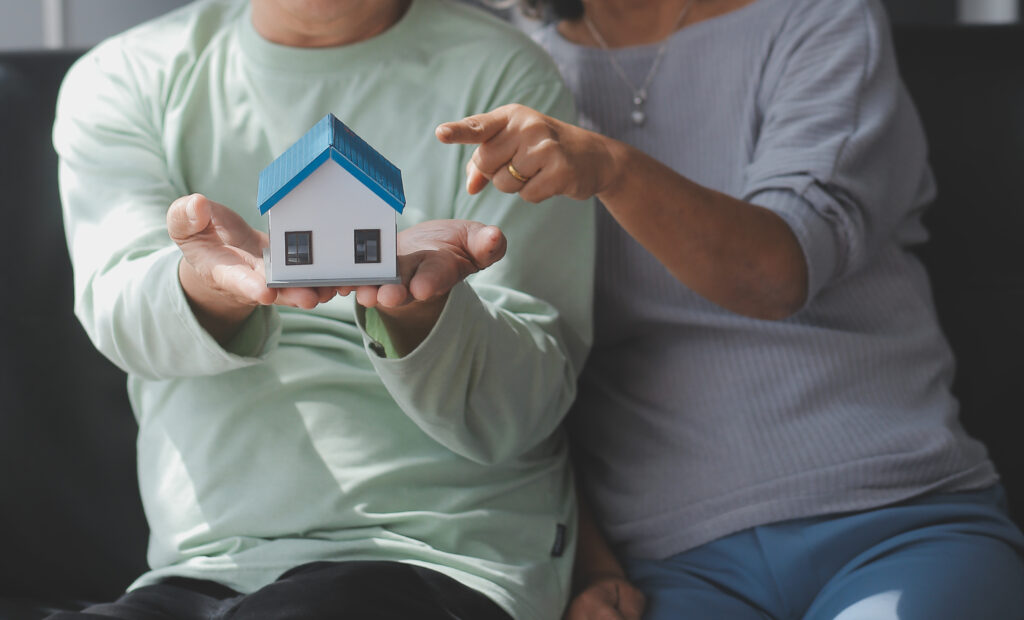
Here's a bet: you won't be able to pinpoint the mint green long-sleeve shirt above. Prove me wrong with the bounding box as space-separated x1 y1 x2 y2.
53 1 594 617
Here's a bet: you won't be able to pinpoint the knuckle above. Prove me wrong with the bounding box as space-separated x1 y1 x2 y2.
529 115 557 137
534 138 562 159
492 176 518 194
475 148 503 174
520 187 543 204
521 116 545 135
544 157 566 179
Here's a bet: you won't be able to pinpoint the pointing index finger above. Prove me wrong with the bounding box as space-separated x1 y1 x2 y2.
435 108 510 145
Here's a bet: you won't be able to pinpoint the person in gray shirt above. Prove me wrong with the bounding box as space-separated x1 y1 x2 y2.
436 0 1024 617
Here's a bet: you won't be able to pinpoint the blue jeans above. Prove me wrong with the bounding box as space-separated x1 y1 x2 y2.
626 485 1024 620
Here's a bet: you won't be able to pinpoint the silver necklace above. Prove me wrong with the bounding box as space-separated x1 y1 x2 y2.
583 0 695 126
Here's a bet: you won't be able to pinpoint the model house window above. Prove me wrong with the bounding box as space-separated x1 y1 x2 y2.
285 231 313 265
354 229 381 263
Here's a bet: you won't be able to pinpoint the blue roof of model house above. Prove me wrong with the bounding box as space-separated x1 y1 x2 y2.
257 113 405 215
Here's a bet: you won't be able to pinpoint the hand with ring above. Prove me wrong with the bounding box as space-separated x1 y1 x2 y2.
435 103 621 203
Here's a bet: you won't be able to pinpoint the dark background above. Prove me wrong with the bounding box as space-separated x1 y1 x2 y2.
886 0 961 24
478 0 1022 31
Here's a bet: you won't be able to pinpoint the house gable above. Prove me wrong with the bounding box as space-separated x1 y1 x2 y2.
256 113 406 216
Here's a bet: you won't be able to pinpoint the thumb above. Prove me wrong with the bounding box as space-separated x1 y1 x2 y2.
467 223 507 270
167 193 212 242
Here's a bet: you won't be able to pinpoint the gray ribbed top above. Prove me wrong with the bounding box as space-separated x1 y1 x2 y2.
536 0 997 559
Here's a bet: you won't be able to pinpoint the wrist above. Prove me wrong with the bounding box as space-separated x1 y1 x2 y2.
573 568 629 596
371 293 448 357
573 552 629 587
178 258 256 343
594 136 633 200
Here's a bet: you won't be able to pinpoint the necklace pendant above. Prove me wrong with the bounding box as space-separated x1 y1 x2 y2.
631 92 647 126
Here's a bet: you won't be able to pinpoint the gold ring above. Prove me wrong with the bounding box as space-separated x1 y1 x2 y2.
507 162 530 183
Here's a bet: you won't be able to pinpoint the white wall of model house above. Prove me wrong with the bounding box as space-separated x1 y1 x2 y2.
267 160 398 286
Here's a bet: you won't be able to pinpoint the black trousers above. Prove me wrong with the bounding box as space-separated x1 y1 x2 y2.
46 560 513 620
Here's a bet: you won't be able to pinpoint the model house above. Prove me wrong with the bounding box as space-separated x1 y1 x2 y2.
257 113 406 287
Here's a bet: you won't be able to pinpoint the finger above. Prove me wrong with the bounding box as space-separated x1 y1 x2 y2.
315 286 337 304
209 262 277 306
276 286 323 310
564 600 624 620
466 160 491 195
376 283 412 308
167 193 212 242
400 225 503 303
471 127 523 177
486 141 546 196
355 285 382 308
491 159 533 194
618 590 646 620
467 223 507 270
207 198 266 253
406 254 462 303
435 107 511 145
229 245 277 305
513 163 564 204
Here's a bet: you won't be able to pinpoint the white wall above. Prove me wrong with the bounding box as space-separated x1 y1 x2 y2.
0 0 191 51
0 2 42 49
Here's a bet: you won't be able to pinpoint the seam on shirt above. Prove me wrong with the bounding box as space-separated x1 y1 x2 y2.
827 0 873 180
756 0 807 112
796 180 854 281
113 41 177 192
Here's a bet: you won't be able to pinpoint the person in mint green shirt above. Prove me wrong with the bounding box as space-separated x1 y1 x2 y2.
50 0 594 618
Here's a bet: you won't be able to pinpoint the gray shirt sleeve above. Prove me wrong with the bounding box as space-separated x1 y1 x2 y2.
743 0 934 302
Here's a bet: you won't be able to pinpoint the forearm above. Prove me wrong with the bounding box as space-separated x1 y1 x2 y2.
363 281 584 465
72 246 279 380
364 195 593 463
564 484 646 619
597 139 808 319
573 484 628 592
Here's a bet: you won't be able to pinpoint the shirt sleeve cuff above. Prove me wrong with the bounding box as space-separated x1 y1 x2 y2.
356 279 475 366
165 250 282 371
746 187 843 305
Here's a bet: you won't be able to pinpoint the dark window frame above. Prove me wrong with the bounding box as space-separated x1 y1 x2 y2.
285 230 313 265
354 229 382 264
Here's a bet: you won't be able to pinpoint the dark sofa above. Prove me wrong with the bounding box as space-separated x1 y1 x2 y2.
1 24 1022 619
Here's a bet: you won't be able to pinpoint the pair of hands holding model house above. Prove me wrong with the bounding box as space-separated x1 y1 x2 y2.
169 193 507 352
169 104 600 350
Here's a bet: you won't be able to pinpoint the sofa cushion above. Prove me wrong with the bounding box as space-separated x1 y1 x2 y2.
0 51 149 604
